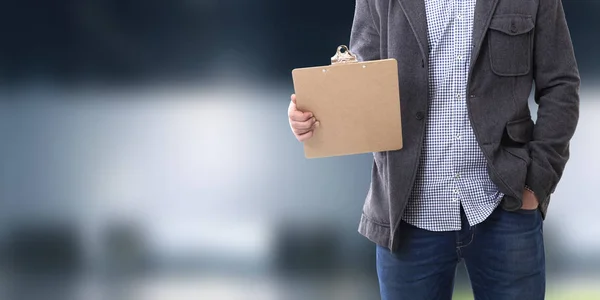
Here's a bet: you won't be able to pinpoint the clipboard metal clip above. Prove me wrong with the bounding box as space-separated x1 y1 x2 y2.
331 45 358 65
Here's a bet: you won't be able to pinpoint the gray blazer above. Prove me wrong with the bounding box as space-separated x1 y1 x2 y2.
350 0 580 251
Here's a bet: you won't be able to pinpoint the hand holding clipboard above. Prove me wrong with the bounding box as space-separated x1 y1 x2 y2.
290 45 403 158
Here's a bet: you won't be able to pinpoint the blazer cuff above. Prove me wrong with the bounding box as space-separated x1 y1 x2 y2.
525 159 556 206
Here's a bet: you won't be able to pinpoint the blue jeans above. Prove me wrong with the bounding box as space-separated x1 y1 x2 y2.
376 205 545 300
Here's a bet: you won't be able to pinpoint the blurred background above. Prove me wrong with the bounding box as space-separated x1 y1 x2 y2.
0 1 598 299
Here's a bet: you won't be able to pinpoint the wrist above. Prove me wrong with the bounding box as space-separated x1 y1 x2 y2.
524 185 535 194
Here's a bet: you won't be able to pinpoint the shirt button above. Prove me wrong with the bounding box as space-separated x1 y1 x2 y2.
457 15 463 20
453 189 459 194
455 173 461 179
452 198 459 202
457 55 463 60
455 134 461 140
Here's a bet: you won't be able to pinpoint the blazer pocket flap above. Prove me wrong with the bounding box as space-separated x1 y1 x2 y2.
489 14 534 36
506 117 534 143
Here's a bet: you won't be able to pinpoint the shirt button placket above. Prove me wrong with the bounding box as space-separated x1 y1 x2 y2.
452 188 460 202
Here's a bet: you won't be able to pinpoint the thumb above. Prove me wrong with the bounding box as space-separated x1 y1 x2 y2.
291 94 297 104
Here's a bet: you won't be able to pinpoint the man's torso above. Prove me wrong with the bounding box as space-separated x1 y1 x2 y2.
402 0 504 231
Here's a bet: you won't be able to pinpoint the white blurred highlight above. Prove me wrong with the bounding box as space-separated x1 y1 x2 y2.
0 81 599 299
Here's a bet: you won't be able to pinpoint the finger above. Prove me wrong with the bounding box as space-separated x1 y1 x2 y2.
297 130 314 142
293 120 319 136
288 95 313 121
289 110 313 122
291 117 316 131
288 95 297 116
293 126 312 136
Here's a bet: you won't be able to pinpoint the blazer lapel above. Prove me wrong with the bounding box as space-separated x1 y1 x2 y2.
469 0 500 70
396 0 429 62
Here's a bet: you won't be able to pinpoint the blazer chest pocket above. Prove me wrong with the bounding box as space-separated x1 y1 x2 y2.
488 14 535 76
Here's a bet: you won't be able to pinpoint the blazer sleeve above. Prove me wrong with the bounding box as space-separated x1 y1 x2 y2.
349 0 381 62
527 0 580 206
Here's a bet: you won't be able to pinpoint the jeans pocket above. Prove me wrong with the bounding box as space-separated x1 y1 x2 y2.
500 195 538 215
515 207 540 215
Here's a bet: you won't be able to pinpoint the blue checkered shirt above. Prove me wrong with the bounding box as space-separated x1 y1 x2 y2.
402 0 504 231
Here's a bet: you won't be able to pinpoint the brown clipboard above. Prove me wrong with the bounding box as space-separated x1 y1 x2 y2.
291 45 403 158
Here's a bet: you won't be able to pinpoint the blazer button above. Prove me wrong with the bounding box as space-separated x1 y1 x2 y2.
415 111 425 120
510 23 518 33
